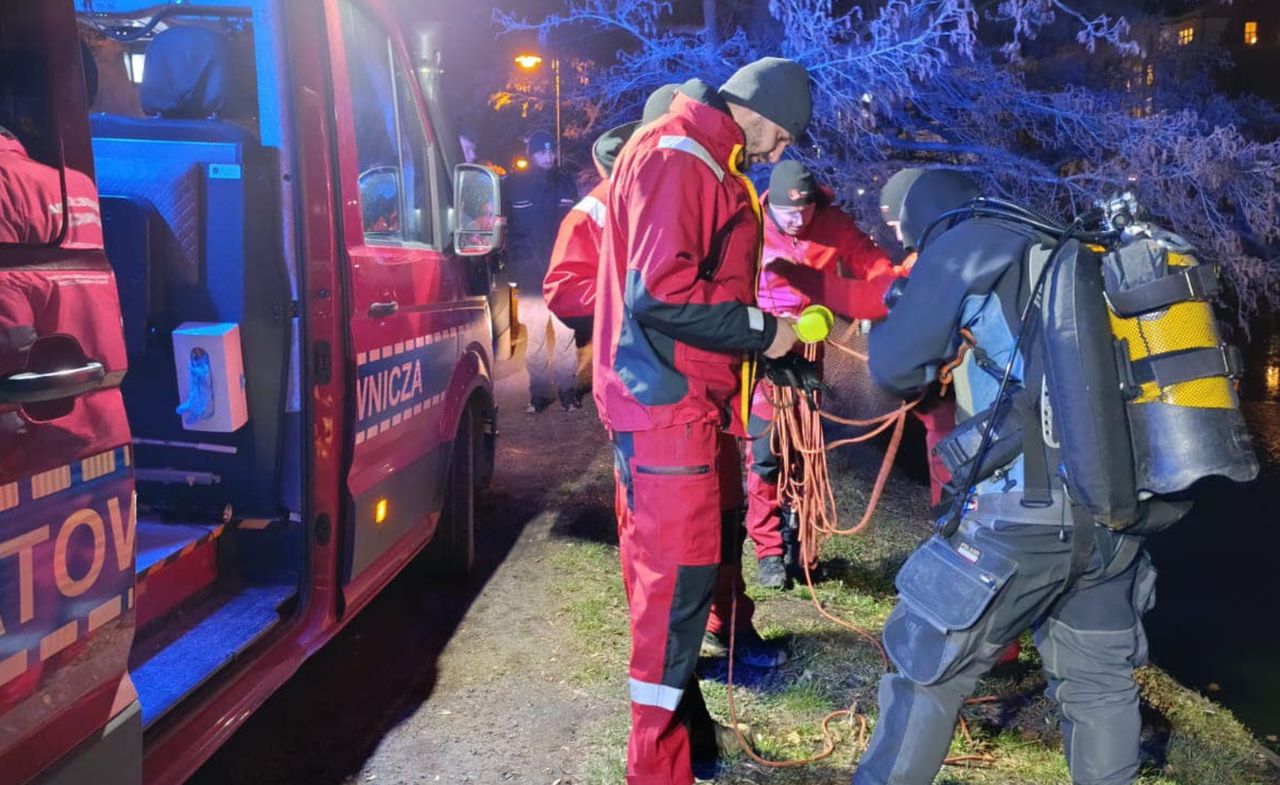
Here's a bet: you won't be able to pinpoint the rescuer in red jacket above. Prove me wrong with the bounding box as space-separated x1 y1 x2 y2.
594 59 810 785
745 161 902 588
544 84 770 669
543 84 679 332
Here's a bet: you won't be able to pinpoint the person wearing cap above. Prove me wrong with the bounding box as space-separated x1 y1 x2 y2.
853 168 1152 785
871 169 960 507
542 85 679 334
744 162 904 587
593 57 811 785
503 129 580 412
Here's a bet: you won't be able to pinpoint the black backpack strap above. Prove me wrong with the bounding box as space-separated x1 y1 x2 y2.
1128 344 1244 388
1064 502 1098 589
1105 264 1220 317
1017 242 1055 507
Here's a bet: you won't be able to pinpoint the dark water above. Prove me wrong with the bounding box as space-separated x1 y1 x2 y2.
1143 324 1280 750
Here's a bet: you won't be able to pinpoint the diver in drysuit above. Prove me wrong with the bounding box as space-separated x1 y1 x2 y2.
854 169 1154 785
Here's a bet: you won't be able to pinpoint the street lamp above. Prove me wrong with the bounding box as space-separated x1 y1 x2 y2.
515 51 561 164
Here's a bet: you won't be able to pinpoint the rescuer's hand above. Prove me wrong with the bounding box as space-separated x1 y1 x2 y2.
764 319 798 358
762 353 830 409
899 251 919 273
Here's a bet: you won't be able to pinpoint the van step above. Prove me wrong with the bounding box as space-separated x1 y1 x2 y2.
136 520 225 629
131 583 296 728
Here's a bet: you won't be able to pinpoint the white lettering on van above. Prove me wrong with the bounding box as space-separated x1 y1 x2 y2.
357 359 425 423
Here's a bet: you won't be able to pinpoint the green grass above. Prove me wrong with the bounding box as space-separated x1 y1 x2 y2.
547 442 1279 784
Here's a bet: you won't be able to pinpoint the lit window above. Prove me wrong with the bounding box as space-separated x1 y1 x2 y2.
1245 21 1258 46
1178 26 1194 46
123 52 145 84
1146 64 1154 86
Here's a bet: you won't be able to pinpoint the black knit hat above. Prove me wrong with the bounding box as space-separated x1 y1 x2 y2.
592 121 638 178
526 129 554 156
718 57 812 139
642 83 680 124
768 160 817 206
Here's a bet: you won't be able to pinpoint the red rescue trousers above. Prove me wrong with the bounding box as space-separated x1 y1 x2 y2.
612 418 753 785
744 379 784 560
912 396 956 506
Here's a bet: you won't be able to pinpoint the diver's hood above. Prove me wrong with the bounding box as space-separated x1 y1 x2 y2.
880 169 980 250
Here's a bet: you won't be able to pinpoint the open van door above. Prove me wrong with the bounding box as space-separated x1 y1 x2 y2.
0 3 140 783
323 0 496 609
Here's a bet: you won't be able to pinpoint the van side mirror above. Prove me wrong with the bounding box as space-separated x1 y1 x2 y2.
453 164 504 257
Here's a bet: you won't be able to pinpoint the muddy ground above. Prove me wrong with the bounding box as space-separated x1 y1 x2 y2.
190 357 624 785
190 349 1279 785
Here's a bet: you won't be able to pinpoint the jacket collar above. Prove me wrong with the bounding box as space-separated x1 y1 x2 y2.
668 79 744 167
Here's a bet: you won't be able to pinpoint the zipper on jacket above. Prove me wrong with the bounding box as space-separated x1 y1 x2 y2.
635 464 712 476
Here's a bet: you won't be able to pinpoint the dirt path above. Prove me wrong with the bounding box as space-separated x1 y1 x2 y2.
191 360 623 785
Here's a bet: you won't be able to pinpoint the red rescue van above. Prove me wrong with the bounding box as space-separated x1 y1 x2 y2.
0 1 506 783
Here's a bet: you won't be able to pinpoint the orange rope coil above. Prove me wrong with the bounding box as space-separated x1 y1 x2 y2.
724 335 997 770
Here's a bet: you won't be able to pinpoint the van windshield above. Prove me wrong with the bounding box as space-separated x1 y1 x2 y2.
0 9 100 249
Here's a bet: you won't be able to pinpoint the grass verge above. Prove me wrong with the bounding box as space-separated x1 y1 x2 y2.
551 443 1278 784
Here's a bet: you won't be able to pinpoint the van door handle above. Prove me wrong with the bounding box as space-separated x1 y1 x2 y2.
0 361 106 404
368 300 400 318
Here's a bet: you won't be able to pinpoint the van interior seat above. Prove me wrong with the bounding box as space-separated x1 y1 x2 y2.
91 23 289 520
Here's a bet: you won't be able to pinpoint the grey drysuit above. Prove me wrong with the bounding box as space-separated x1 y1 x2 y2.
855 176 1155 785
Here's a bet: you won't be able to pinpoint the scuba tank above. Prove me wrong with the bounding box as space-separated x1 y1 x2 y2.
1101 222 1258 497
925 194 1258 535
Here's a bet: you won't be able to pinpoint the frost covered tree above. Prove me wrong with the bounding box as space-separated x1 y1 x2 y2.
495 0 1280 316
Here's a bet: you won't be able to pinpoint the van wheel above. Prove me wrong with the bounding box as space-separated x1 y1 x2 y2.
425 407 478 578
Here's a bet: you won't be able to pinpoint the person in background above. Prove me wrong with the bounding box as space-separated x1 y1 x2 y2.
503 129 579 412
458 127 478 164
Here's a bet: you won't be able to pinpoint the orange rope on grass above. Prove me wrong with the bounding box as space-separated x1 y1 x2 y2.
723 335 998 771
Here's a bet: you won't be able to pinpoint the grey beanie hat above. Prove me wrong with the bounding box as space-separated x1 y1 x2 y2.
642 83 680 124
592 121 639 177
718 57 812 139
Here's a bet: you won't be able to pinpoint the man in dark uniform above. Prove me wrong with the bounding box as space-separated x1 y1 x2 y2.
503 129 580 412
853 169 1155 785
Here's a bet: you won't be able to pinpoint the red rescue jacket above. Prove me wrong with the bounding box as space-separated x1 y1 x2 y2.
544 178 607 323
593 82 777 434
758 187 898 321
0 136 103 247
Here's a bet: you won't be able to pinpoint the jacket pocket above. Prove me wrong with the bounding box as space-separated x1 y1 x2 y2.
631 461 720 566
895 535 1017 633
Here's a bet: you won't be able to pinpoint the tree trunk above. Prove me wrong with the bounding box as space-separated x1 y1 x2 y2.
703 0 718 45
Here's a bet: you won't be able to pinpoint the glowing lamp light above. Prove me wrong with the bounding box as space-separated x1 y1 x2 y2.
514 53 544 71
514 157 530 170
374 498 389 525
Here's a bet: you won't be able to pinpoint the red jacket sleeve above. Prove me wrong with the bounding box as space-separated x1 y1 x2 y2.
768 257 894 321
834 214 896 281
813 213 900 320
543 197 604 321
